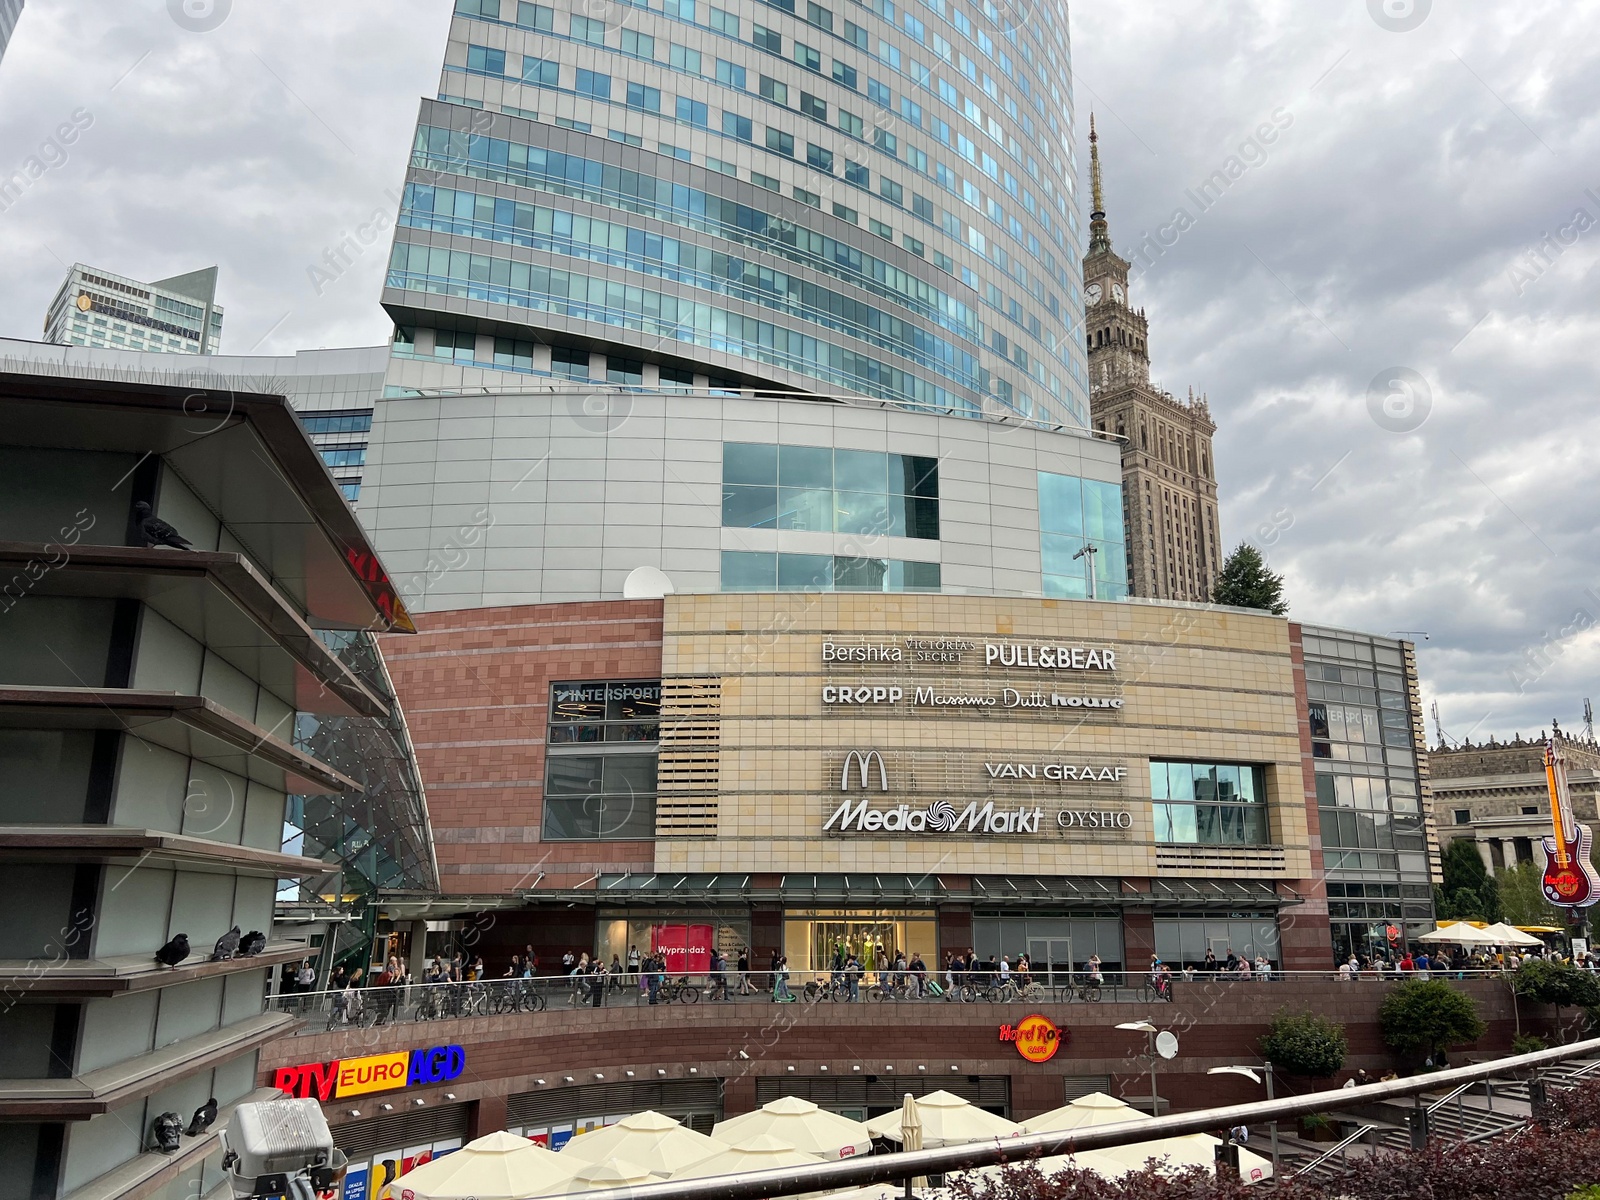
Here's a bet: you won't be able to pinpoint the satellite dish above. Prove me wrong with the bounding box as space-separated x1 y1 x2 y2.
622 565 675 599
1155 1031 1179 1060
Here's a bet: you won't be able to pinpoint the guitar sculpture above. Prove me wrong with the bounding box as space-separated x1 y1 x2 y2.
1540 733 1600 908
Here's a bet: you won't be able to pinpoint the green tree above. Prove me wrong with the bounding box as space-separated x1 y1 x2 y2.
1379 979 1487 1065
1514 960 1600 1041
1211 542 1288 614
1436 839 1502 922
1259 1009 1348 1078
1500 859 1565 927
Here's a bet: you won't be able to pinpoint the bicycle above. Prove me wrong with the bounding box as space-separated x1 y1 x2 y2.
660 975 700 1004
1053 979 1103 1003
1139 977 1175 1004
868 975 914 1002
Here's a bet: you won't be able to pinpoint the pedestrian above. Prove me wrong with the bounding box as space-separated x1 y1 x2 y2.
628 944 641 978
738 946 753 994
773 955 794 1002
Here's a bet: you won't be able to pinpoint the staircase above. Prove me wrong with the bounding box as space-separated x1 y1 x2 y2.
1279 1059 1600 1182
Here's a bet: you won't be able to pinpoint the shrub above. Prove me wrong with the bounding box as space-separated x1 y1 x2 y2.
1516 960 1600 1037
1544 1077 1600 1134
1379 979 1486 1064
1260 1009 1348 1078
1514 1033 1551 1055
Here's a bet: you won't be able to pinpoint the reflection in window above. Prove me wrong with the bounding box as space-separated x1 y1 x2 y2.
1039 471 1127 600
544 681 659 840
720 552 939 593
721 443 939 539
1151 761 1268 846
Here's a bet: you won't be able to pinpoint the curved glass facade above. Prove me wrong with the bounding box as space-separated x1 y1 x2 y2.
385 0 1087 428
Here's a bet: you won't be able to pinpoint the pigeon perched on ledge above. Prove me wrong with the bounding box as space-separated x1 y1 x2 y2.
239 930 267 957
134 501 194 550
151 1112 183 1153
185 1097 218 1138
210 926 241 961
155 933 190 968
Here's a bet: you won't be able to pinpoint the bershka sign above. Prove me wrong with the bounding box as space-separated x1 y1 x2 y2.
825 797 1044 834
987 643 1115 670
273 1044 466 1101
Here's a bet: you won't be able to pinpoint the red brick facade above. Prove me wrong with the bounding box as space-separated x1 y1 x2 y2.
381 600 664 896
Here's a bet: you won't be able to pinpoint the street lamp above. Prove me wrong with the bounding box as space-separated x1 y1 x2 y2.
1207 1063 1278 1184
1117 1020 1176 1117
1073 543 1099 600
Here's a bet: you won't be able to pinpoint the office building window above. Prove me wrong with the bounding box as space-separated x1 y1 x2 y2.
721 552 940 593
721 442 938 538
551 346 592 378
544 681 660 840
575 69 611 98
1152 761 1269 846
571 14 606 42
1039 471 1127 601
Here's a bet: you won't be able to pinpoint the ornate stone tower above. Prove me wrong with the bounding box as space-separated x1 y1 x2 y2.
1083 116 1221 603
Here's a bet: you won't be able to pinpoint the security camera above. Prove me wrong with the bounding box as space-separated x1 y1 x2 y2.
221 1098 347 1200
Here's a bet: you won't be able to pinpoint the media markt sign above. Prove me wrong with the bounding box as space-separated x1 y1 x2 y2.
826 795 1046 834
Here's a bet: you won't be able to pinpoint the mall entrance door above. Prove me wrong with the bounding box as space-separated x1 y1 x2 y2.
1028 938 1073 986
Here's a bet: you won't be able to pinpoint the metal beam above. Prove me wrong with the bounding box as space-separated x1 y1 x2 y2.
554 1037 1600 1200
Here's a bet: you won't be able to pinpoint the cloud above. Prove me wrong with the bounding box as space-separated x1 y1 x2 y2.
0 0 449 351
1071 0 1600 741
1 1 1596 742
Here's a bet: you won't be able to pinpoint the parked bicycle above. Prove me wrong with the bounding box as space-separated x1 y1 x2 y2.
1053 978 1104 1003
659 975 700 1004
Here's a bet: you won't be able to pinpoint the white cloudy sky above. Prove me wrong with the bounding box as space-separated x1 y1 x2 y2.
2 0 1598 743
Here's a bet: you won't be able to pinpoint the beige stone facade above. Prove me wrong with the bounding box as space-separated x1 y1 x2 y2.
656 593 1313 879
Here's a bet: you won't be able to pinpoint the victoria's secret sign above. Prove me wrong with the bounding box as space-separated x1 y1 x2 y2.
274 1044 466 1101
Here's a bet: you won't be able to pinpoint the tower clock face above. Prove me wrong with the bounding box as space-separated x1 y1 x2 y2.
1112 283 1125 303
1085 283 1102 304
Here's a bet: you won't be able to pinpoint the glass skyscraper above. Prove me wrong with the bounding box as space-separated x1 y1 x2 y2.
364 0 1118 607
385 0 1088 430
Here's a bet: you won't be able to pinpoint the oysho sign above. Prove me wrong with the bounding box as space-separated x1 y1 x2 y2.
273 1044 466 1101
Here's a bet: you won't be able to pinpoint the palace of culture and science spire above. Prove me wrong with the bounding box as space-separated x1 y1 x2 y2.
1083 116 1222 603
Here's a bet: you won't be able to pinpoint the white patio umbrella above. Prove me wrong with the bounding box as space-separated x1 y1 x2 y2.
865 1091 1022 1147
539 1157 659 1195
558 1110 722 1176
1415 922 1498 946
379 1131 577 1200
961 1130 1273 1188
1479 922 1544 947
1021 1092 1151 1134
671 1133 823 1179
900 1092 927 1193
1074 1132 1275 1184
713 1096 872 1159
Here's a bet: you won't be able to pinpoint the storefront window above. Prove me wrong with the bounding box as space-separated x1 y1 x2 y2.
782 909 938 974
544 681 659 840
1150 761 1269 845
1153 915 1280 969
971 915 1123 982
596 911 752 973
1038 471 1128 600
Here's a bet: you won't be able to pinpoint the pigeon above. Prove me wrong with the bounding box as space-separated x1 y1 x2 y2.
133 501 194 550
210 926 241 962
151 1111 183 1153
239 930 267 957
155 933 190 968
185 1097 218 1138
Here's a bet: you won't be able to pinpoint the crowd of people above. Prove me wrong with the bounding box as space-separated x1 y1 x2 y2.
1336 943 1594 980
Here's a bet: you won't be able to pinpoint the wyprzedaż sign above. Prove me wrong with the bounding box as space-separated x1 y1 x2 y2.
273 1044 466 1101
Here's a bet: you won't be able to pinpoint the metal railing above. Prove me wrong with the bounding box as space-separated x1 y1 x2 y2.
551 1037 1600 1200
1290 1123 1376 1179
269 966 1534 1033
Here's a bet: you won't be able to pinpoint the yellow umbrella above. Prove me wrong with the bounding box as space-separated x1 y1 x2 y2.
558 1110 722 1175
380 1131 577 1200
1022 1092 1151 1134
865 1091 1022 1147
539 1157 659 1195
713 1097 872 1159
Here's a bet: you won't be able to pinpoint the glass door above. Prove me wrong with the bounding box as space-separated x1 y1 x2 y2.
1029 937 1073 986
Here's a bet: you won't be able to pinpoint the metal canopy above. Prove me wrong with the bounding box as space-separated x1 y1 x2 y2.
0 370 412 632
